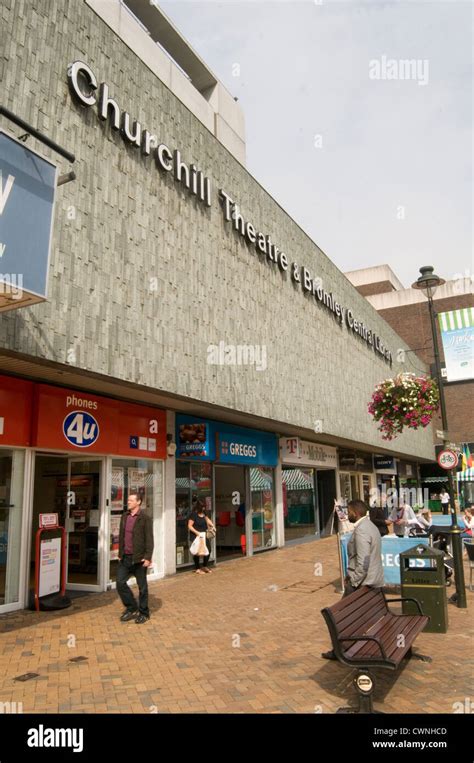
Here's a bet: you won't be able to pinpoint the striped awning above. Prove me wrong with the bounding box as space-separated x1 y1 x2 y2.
282 469 314 490
438 307 473 332
457 467 474 482
250 469 273 491
175 478 197 489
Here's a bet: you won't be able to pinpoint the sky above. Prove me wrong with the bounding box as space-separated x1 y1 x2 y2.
160 0 472 289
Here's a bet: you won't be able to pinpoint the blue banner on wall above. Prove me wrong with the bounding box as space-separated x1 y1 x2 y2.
0 130 57 300
176 415 278 466
438 309 474 382
340 533 430 586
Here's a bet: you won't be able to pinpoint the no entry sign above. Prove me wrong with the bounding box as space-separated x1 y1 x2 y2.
437 450 459 470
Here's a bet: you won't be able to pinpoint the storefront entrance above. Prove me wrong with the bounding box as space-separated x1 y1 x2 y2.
339 471 374 505
215 465 246 560
175 415 279 568
214 464 276 558
283 466 318 541
0 449 26 610
30 454 104 593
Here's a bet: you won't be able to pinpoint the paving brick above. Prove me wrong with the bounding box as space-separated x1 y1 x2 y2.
0 537 472 714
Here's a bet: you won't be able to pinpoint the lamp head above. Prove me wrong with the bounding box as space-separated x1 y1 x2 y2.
411 266 445 299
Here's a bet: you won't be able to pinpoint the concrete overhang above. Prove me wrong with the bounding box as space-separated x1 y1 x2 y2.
124 0 218 93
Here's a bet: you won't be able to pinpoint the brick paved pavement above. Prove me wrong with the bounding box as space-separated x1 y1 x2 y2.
0 537 472 714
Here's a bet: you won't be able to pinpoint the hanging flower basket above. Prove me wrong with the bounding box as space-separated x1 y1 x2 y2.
368 373 440 441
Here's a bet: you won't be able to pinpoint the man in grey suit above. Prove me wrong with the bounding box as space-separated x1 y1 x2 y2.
322 499 384 659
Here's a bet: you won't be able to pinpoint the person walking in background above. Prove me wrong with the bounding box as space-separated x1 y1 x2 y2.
117 492 154 624
322 500 384 659
440 487 451 515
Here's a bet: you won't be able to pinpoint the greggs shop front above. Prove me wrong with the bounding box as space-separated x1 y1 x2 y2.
0 374 166 613
175 415 278 567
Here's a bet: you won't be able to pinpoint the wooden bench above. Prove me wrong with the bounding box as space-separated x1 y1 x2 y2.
321 586 430 713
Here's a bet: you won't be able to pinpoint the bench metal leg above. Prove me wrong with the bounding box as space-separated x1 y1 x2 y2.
404 647 432 663
336 671 383 714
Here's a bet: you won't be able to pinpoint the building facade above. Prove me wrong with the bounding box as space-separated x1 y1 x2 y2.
346 265 474 508
0 1 435 612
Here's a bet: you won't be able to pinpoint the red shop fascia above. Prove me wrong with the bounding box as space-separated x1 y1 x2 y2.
0 374 167 457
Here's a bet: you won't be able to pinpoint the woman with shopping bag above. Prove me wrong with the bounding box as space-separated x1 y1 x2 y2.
188 500 216 574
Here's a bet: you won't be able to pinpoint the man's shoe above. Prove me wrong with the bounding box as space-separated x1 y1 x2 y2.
321 650 337 661
135 613 150 624
120 609 137 622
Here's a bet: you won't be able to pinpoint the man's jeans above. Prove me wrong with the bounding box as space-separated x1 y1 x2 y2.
116 555 150 616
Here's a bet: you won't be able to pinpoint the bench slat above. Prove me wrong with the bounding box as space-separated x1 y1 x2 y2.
339 607 385 639
335 590 387 635
331 587 385 624
343 614 428 665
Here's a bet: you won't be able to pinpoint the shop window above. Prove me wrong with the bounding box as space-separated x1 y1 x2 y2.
110 459 162 583
283 467 317 542
339 473 351 502
250 467 276 551
176 462 212 567
0 449 25 606
350 474 360 501
362 474 372 505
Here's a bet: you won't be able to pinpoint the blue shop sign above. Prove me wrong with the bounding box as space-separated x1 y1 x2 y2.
339 533 430 586
0 130 57 305
374 455 396 471
217 430 277 466
176 415 278 466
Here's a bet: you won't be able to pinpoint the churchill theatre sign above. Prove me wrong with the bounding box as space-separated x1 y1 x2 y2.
68 61 393 366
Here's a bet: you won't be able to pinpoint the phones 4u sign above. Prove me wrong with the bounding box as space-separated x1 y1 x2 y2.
0 130 57 312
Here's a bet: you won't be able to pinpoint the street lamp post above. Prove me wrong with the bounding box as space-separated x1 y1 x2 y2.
412 266 467 608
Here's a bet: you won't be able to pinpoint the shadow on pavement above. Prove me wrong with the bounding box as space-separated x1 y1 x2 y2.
311 657 414 713
0 590 163 633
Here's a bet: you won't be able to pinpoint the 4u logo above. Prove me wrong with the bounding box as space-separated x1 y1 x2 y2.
63 411 100 447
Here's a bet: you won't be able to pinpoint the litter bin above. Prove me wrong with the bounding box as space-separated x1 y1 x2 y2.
400 544 448 633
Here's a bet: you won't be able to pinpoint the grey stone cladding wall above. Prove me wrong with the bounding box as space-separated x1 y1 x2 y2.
0 0 434 460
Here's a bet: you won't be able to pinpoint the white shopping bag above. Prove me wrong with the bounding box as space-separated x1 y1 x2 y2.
190 532 209 556
189 536 200 555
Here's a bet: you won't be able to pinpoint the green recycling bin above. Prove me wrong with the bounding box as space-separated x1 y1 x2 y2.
400 544 448 633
